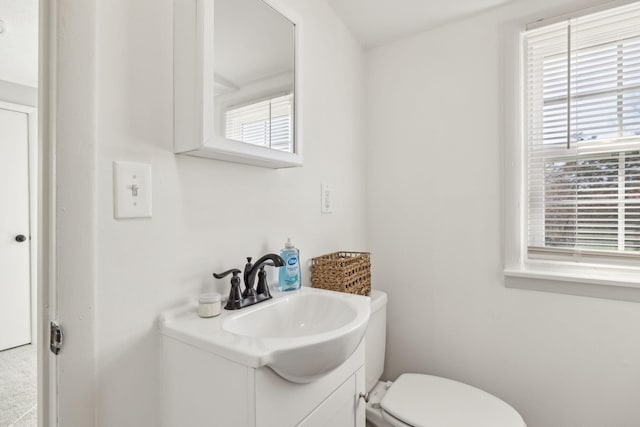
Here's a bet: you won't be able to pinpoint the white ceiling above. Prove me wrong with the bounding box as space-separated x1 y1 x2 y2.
0 0 38 87
327 0 513 48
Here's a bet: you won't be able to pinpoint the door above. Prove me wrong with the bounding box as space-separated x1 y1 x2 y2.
0 107 32 351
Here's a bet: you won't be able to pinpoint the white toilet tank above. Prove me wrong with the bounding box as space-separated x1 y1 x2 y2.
366 290 388 392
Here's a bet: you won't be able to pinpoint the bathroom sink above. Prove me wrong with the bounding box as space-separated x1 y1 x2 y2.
158 287 370 383
223 291 367 382
223 292 359 338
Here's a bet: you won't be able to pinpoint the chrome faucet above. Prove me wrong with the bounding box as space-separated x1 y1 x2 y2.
214 253 285 310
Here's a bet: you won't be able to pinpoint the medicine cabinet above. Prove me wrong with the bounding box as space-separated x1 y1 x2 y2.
174 0 303 168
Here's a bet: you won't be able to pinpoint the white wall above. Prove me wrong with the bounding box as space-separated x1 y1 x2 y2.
0 80 37 107
0 0 38 87
93 0 366 425
366 1 640 426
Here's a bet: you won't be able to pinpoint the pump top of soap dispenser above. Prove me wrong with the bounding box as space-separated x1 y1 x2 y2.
285 237 294 249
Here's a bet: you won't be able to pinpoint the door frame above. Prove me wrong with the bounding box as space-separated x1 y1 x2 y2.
38 0 57 425
39 0 99 425
0 1 54 424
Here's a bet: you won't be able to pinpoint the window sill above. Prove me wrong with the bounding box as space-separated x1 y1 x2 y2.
504 261 640 303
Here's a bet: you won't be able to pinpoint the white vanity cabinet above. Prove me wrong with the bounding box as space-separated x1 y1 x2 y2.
159 287 370 426
161 335 366 427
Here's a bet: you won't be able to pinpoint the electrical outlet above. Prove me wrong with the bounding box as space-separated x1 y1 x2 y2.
321 183 332 214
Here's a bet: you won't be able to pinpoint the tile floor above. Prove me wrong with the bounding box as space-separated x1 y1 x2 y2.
0 344 36 427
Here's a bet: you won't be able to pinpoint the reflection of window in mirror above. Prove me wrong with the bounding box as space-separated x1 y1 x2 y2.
224 93 293 152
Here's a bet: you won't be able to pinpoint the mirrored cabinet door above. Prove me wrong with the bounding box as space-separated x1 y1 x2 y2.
174 0 303 168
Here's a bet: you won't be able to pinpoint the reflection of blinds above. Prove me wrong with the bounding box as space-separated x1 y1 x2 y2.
524 2 640 258
225 94 293 152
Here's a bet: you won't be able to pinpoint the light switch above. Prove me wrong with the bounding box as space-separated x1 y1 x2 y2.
321 183 332 214
113 161 152 219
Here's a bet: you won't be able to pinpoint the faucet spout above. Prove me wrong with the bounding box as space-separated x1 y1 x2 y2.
244 253 285 292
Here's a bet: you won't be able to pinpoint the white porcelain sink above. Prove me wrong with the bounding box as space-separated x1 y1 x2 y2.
223 292 358 338
158 287 370 383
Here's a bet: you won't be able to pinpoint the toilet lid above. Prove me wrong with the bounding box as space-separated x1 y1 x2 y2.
380 374 525 427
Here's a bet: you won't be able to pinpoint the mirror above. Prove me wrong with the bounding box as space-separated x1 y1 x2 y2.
174 0 302 168
213 0 296 153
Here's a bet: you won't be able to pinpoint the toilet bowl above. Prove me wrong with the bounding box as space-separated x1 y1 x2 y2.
364 290 526 427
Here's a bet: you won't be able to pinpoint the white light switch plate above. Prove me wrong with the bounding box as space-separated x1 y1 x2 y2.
321 183 332 213
113 161 152 219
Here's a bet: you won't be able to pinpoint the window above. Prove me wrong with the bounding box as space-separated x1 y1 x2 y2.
524 2 640 262
224 93 293 152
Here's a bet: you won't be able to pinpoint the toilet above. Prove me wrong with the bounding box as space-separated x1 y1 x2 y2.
365 290 526 427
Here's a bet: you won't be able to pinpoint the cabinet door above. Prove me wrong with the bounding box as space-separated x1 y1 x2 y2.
297 375 357 427
255 344 366 427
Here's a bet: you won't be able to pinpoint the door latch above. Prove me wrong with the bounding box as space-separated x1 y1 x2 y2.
50 321 63 355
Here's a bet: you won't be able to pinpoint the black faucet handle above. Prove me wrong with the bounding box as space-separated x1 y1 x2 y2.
213 268 241 279
214 269 243 310
256 266 272 298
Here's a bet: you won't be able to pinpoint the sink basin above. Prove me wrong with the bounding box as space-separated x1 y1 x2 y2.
223 293 358 338
223 291 368 382
158 287 370 383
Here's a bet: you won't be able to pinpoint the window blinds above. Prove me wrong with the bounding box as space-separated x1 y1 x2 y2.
225 93 293 152
524 2 640 257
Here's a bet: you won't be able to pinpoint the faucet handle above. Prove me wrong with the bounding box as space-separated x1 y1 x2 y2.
256 266 272 298
213 269 243 310
213 268 241 279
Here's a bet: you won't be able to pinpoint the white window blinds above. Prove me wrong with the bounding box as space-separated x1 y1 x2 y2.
524 2 640 258
225 93 293 152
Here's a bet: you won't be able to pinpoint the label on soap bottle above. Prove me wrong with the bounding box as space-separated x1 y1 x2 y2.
279 249 301 291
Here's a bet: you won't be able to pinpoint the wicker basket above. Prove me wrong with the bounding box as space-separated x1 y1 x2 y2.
311 252 371 296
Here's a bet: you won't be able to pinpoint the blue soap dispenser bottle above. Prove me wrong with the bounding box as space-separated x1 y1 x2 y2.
279 237 301 291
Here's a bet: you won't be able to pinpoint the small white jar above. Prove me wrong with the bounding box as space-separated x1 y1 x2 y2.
198 292 222 318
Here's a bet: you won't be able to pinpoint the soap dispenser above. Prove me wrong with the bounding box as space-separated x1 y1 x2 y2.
278 237 301 292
